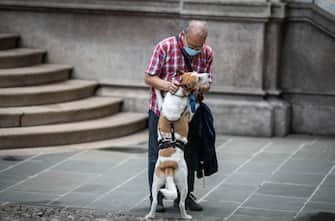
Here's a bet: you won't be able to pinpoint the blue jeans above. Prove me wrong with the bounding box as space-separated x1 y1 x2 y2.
147 110 195 197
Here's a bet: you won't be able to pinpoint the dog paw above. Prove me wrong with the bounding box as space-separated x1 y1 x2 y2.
181 214 192 220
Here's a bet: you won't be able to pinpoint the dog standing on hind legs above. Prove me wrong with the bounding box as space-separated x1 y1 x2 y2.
145 71 210 220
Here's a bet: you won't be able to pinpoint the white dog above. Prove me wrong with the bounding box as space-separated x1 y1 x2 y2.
145 71 209 220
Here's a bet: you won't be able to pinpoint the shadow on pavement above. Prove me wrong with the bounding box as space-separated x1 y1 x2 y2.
295 212 335 221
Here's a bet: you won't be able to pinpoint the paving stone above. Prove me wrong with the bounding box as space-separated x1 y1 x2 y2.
89 174 148 212
73 184 112 195
228 214 288 221
238 161 279 174
218 161 243 176
278 159 333 174
0 163 11 171
195 201 240 221
0 191 59 205
299 201 335 215
253 152 291 164
126 199 149 217
323 175 335 187
51 159 118 174
219 137 268 154
32 152 77 164
293 149 335 162
193 173 227 199
70 150 131 163
311 186 335 204
257 183 315 198
88 158 145 186
218 151 253 162
1 161 52 180
216 136 232 144
243 194 305 211
264 139 306 154
49 192 98 208
293 139 335 162
130 204 210 220
224 172 270 186
232 207 296 221
11 171 97 195
268 171 324 187
0 175 22 191
200 183 257 203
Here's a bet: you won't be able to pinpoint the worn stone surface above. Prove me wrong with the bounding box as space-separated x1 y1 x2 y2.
0 204 139 221
0 135 334 220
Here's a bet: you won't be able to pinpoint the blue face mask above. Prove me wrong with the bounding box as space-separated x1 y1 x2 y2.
184 46 201 56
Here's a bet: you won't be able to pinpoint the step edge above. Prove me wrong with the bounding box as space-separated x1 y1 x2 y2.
0 112 148 135
0 80 98 94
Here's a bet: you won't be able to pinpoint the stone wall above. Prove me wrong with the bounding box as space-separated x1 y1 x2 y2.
281 0 335 135
0 0 334 136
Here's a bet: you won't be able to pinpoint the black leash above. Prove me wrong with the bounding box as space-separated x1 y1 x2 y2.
175 35 193 72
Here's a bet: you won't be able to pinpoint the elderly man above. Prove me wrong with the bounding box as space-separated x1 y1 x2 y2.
144 20 214 212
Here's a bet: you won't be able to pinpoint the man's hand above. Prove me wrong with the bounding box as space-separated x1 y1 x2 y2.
194 82 210 102
198 82 210 94
166 79 180 94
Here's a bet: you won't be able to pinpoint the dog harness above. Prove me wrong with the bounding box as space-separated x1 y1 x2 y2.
158 122 185 151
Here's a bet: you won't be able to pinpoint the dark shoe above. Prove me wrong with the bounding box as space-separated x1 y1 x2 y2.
185 193 203 211
150 191 165 212
173 193 203 211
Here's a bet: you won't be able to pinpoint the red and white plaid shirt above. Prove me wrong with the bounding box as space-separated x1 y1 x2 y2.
145 33 214 116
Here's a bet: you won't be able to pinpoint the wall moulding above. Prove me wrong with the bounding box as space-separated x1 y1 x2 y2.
100 80 267 97
0 0 285 22
286 2 335 37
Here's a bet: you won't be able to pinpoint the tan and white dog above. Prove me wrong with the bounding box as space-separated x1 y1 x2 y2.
145 71 210 220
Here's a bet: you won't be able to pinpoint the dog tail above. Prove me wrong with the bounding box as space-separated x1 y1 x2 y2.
159 168 178 200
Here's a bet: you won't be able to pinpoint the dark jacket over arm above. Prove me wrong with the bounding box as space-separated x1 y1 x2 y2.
185 102 218 178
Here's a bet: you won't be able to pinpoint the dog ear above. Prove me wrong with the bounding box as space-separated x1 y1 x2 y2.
176 70 184 76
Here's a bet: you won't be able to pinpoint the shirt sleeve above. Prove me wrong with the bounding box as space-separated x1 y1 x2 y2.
206 47 214 84
145 43 165 76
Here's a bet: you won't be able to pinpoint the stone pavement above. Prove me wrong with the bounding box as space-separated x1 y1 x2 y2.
0 134 334 221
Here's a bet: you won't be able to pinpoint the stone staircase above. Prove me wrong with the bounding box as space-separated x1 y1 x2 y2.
0 33 147 149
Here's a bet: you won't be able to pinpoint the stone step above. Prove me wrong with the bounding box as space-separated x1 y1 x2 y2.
0 33 19 50
0 112 148 148
0 48 46 69
0 96 123 127
0 79 98 107
0 64 72 87
0 129 148 155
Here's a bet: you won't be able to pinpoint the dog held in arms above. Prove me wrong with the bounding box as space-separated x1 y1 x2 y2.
145 70 210 220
